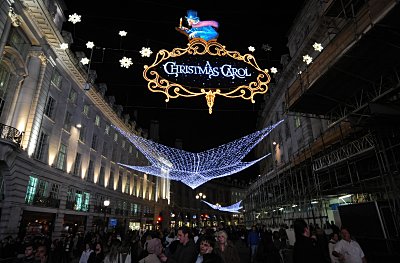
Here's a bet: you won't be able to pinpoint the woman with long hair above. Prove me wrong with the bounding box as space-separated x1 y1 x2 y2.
214 231 240 263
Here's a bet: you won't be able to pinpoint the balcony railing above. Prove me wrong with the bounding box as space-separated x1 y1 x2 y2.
32 196 60 208
0 123 23 146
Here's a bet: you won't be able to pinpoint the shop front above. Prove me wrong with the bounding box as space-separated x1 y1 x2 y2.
19 210 55 240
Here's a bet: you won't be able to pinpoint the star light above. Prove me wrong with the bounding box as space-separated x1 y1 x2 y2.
313 42 323 52
119 30 127 37
303 54 313 65
140 47 153 57
201 200 243 213
270 67 278 74
113 120 283 189
119 57 133 68
60 43 68 50
262 44 272 52
248 46 255 52
80 57 90 65
68 13 81 24
86 41 95 49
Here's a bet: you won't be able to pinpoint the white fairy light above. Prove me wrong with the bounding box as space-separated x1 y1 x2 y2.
201 200 243 213
114 120 283 189
86 41 95 49
312 42 323 52
270 67 278 74
60 43 68 50
119 30 127 37
248 46 255 52
140 47 153 57
80 57 90 65
68 13 81 24
303 54 313 65
119 57 133 68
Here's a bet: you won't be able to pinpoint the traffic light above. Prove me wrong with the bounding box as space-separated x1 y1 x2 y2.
157 216 162 222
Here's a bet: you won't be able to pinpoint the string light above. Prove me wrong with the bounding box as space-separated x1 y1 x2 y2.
113 119 283 189
201 200 243 213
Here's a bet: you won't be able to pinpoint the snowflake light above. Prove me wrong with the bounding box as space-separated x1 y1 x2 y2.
313 42 323 52
68 13 81 24
270 67 278 74
119 30 127 37
114 120 284 189
60 43 68 50
201 200 243 213
86 41 95 49
303 54 313 65
248 46 255 52
80 57 90 65
262 44 272 52
119 57 133 68
140 47 153 58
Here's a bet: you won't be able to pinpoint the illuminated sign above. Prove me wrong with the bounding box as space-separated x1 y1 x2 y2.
143 38 271 113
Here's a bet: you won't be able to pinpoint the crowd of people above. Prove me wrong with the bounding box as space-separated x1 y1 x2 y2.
0 220 366 263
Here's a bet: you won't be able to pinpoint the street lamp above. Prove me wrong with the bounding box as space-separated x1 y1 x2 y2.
103 200 110 227
196 192 206 199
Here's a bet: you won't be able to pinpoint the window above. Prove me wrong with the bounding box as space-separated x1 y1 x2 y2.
87 160 94 182
118 172 123 192
105 124 110 135
79 125 86 142
49 183 60 199
91 134 98 150
99 166 105 186
35 131 49 161
44 96 56 119
95 115 100 126
63 111 72 132
121 140 126 149
109 171 114 189
125 175 130 194
8 29 28 55
36 179 48 198
102 141 108 157
72 152 82 176
0 65 11 101
129 145 132 154
83 104 89 116
294 113 301 128
55 143 67 170
68 88 77 104
25 176 38 204
112 147 118 162
51 70 62 89
114 133 118 142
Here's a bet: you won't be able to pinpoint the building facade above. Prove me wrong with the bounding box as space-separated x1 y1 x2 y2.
246 0 399 258
0 0 169 240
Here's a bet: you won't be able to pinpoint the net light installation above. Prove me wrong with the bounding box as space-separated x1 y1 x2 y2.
114 120 283 189
201 200 243 213
143 9 271 114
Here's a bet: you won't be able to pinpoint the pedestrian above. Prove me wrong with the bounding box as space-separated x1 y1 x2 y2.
332 227 367 263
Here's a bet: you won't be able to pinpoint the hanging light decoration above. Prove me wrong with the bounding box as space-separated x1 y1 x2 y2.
201 200 243 213
113 119 283 189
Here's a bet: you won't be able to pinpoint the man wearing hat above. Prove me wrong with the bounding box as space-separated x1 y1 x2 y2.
179 10 219 41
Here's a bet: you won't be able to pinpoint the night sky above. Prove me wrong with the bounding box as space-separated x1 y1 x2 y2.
63 0 305 182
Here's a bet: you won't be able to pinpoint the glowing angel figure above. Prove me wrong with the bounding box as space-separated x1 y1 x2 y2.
114 120 283 189
177 10 219 41
201 200 243 213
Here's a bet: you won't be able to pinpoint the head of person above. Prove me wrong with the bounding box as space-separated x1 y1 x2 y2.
186 10 200 25
217 230 228 246
146 238 163 255
329 232 339 242
85 242 92 251
199 235 215 255
177 226 191 245
294 218 309 238
94 242 103 254
35 245 48 262
24 243 36 259
340 227 351 242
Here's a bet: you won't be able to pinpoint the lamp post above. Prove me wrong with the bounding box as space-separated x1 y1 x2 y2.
103 200 110 228
195 192 206 200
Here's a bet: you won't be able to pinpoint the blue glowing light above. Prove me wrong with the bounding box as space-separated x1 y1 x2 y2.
201 200 243 213
114 120 283 189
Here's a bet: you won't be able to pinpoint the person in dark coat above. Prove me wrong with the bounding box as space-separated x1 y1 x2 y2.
159 226 197 263
292 219 324 263
214 230 240 263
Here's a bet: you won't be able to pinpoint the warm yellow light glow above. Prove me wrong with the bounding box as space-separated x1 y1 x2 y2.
143 38 271 114
48 151 56 166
